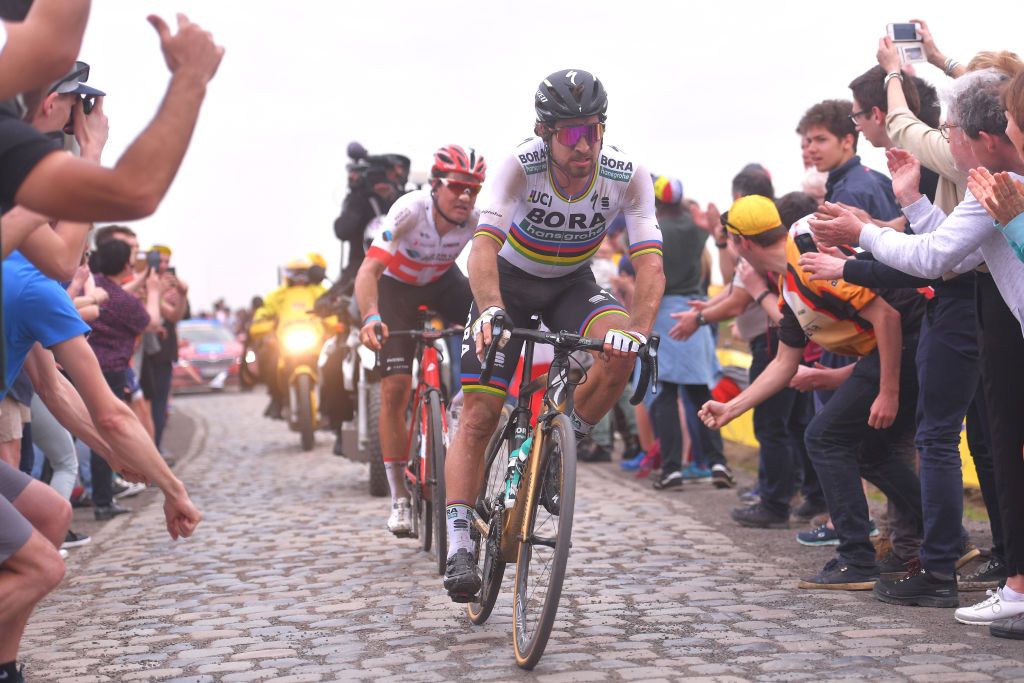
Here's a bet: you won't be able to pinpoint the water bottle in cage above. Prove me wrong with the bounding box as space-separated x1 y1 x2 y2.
504 435 532 506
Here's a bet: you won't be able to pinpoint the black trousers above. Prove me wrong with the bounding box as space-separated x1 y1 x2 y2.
975 273 1024 576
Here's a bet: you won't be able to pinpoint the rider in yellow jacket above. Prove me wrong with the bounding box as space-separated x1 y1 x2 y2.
250 254 331 418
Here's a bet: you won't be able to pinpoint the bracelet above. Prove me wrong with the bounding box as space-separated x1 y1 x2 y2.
884 71 903 89
943 57 961 77
362 313 381 325
755 290 771 305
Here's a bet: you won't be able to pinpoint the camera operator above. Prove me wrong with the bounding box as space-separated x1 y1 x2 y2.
333 143 410 294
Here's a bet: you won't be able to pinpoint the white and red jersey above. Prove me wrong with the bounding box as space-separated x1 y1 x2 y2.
365 189 479 286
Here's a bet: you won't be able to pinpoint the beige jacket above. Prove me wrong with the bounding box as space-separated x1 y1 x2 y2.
886 106 966 216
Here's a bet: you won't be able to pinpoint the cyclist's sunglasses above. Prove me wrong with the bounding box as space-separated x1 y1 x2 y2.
439 177 482 198
553 122 604 147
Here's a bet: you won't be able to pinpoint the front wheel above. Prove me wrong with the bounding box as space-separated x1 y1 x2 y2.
295 374 316 451
427 392 447 576
512 414 576 670
367 382 388 497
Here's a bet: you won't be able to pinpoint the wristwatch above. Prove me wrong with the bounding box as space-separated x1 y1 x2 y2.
695 311 708 326
755 290 771 305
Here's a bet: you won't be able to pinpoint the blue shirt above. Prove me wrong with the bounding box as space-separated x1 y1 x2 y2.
2 251 90 399
999 212 1024 264
826 155 901 222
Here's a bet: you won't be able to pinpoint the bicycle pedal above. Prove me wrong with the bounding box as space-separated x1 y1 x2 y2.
448 591 478 604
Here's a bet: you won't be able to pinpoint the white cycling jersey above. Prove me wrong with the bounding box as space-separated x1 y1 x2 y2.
474 136 661 278
365 189 479 286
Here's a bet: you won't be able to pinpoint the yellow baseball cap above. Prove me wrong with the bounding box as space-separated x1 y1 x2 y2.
724 195 782 236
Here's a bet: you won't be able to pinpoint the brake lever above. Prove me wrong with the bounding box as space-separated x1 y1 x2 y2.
629 334 660 405
478 315 506 386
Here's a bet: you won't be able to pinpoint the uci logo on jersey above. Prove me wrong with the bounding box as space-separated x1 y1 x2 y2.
523 207 606 231
528 190 554 207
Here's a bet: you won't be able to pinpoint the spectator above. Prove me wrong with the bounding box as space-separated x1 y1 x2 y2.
700 195 925 591
648 175 733 491
140 244 188 453
86 240 162 519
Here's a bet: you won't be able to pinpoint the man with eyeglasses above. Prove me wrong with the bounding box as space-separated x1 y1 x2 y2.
440 69 664 602
355 144 485 537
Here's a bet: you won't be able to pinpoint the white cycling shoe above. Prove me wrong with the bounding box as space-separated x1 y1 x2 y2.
387 499 413 537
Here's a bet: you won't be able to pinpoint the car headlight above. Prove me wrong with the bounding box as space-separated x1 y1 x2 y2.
283 326 319 352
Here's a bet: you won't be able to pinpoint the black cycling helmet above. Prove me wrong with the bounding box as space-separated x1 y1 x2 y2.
535 69 608 123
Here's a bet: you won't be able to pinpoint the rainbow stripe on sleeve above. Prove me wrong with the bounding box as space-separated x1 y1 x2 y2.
473 225 507 246
629 240 663 259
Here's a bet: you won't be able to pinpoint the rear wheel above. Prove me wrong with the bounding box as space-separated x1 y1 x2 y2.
466 405 511 625
512 414 576 670
295 374 315 451
427 392 447 576
367 382 388 497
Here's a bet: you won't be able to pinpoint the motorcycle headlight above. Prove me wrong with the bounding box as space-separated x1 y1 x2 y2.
283 326 319 352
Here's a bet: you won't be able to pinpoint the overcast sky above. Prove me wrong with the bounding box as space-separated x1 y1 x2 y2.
78 1 1018 311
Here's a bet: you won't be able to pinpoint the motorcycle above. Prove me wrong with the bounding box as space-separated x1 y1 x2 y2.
314 288 389 497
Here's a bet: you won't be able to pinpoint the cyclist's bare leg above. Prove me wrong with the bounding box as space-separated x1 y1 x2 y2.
444 391 504 511
573 315 637 430
379 374 413 500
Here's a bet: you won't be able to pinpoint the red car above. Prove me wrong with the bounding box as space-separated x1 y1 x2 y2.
172 320 243 393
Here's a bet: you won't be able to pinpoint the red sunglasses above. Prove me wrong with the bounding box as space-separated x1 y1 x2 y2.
439 178 482 197
553 122 604 147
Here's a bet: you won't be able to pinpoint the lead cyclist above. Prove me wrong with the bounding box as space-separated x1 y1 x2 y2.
442 69 666 601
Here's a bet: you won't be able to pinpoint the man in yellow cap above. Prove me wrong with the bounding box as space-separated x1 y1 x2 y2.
698 194 925 593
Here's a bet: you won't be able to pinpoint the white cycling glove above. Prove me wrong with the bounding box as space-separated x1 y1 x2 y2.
471 306 512 348
603 329 647 354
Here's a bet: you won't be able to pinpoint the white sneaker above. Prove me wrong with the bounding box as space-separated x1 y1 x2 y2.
387 499 412 537
113 478 147 499
59 548 69 560
954 588 1024 625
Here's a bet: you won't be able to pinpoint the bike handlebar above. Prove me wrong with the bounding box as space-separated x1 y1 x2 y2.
478 314 659 405
386 327 464 341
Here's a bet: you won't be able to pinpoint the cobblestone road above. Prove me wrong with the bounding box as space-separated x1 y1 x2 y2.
19 392 1024 682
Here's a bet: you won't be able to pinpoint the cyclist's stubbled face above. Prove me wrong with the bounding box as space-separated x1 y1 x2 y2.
548 114 602 179
434 172 479 224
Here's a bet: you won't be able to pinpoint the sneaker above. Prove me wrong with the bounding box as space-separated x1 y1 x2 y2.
731 503 789 529
791 499 828 523
443 548 481 602
577 439 611 463
737 486 760 506
59 548 69 560
620 451 647 471
94 502 131 521
954 588 1024 625
70 486 92 509
681 463 712 480
959 556 1008 592
873 563 958 608
387 499 413 537
652 470 683 490
798 558 878 591
112 478 147 499
61 530 91 550
878 549 915 576
990 613 1024 640
796 520 879 547
711 463 735 489
956 543 982 570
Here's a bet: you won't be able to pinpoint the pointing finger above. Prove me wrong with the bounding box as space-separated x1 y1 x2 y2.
147 14 172 42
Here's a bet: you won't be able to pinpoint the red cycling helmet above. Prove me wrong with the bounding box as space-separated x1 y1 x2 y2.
431 144 486 183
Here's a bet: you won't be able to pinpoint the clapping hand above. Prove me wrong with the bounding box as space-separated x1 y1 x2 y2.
967 168 1024 226
807 203 864 248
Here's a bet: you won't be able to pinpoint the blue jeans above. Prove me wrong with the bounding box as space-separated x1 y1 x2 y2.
915 296 985 574
653 382 724 475
804 344 922 568
749 334 814 516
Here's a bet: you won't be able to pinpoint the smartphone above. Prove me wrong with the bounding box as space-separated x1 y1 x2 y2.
886 22 921 42
794 233 818 255
146 250 161 271
886 22 926 64
166 266 176 277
